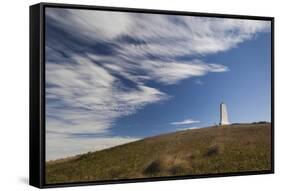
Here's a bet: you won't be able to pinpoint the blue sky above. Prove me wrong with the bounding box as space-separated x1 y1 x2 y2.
45 8 271 160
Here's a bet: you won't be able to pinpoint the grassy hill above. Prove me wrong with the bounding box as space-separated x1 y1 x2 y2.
46 123 272 184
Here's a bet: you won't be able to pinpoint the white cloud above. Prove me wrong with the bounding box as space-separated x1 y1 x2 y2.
171 119 200 125
46 55 168 135
140 60 228 85
46 9 270 58
118 15 270 58
46 8 132 40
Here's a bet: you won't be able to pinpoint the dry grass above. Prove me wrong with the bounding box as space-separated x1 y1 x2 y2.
46 123 272 184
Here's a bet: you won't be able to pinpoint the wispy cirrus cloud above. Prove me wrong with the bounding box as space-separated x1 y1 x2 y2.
140 60 228 85
45 8 270 160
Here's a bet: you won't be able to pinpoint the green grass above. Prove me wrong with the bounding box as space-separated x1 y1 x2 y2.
46 123 272 184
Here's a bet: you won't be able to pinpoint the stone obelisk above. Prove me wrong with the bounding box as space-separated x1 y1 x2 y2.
219 102 230 126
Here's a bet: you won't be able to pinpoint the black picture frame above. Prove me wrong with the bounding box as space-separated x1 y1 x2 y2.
30 2 275 189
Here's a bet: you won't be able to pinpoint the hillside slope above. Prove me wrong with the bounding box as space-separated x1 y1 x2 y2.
46 123 272 184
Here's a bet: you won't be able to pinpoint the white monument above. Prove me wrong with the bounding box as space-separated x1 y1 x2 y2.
219 102 230 126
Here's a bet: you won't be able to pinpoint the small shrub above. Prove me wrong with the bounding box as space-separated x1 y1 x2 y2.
143 159 164 175
204 145 219 157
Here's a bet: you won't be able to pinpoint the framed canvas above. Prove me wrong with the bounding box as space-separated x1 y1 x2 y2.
30 2 274 188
